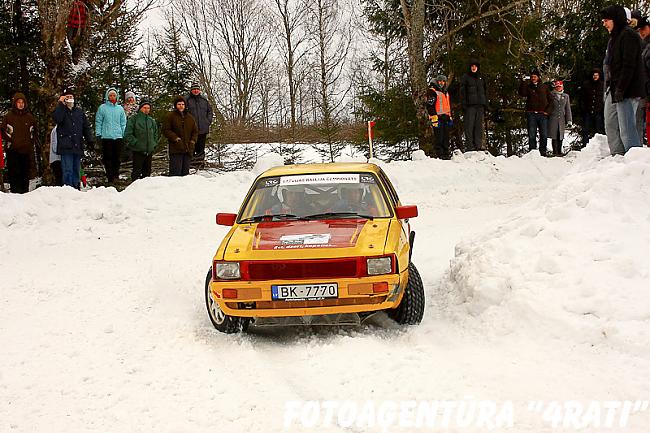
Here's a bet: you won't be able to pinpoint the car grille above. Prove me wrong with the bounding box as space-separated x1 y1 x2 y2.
243 258 360 280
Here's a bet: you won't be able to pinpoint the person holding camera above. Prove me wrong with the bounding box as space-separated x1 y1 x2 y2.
518 69 554 156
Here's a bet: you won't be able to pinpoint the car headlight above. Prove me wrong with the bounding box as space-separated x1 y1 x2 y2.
215 261 241 280
367 256 393 275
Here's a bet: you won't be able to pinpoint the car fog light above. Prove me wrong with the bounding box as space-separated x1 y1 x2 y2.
216 262 241 279
367 257 392 275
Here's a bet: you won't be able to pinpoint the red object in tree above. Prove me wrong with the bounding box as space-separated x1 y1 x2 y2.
68 0 88 29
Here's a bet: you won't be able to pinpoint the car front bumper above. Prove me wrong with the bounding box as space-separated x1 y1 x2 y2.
209 270 407 318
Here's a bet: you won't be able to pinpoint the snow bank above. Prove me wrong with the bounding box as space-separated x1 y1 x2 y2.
447 137 650 353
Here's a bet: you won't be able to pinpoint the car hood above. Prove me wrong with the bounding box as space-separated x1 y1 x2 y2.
223 219 391 261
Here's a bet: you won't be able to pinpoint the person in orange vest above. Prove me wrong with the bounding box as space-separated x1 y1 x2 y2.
426 74 453 159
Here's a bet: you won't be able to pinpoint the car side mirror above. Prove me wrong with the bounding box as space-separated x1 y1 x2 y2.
396 205 418 219
216 213 237 226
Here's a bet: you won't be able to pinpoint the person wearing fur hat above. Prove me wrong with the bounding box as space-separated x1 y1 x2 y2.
184 81 214 163
1 92 37 193
124 99 160 181
601 5 645 155
52 87 94 189
518 69 554 155
425 74 453 159
162 96 198 176
123 91 138 118
459 59 488 152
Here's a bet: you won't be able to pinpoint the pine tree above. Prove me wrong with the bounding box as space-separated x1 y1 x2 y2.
156 14 195 112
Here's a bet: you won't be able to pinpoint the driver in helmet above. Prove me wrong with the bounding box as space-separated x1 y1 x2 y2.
333 184 367 213
269 186 311 215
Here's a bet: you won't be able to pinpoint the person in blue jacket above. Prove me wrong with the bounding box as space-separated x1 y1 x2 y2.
52 87 94 189
95 87 126 183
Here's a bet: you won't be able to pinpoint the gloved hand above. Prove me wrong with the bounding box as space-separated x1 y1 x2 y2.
447 117 454 127
429 115 439 128
612 88 624 103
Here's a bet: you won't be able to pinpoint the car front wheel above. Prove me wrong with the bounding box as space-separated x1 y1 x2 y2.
389 262 425 325
204 269 250 333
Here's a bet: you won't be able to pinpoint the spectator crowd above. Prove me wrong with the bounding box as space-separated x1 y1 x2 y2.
2 4 650 193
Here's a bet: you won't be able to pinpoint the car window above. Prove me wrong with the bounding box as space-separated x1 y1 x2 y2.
377 168 400 206
239 172 393 220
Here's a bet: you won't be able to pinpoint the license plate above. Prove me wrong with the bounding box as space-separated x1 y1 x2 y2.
272 283 338 301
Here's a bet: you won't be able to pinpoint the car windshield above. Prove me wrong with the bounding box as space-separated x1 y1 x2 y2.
239 172 393 221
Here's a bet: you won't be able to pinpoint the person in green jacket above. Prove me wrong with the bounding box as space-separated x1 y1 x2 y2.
124 100 160 181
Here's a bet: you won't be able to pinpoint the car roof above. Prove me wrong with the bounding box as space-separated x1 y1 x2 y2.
259 162 381 178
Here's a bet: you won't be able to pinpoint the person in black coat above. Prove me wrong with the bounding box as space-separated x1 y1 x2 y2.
580 68 605 147
51 88 94 189
601 5 646 155
184 82 214 162
459 59 488 152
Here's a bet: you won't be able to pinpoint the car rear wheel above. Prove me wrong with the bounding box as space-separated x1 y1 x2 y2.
204 269 250 333
389 262 425 325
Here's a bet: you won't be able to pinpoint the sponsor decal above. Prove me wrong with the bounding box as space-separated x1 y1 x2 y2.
253 220 365 250
280 173 360 186
280 234 331 246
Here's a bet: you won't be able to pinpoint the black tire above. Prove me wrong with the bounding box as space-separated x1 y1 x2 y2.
389 262 425 325
204 269 250 333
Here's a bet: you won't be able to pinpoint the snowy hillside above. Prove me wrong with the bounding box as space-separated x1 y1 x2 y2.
1 137 649 432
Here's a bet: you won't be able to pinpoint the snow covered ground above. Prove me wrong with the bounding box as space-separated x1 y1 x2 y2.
1 136 649 433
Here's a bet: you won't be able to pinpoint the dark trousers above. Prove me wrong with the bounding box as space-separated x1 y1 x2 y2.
50 161 63 186
463 106 485 151
433 115 451 159
131 151 152 181
101 138 123 183
194 133 207 158
552 139 563 155
582 112 605 146
7 149 30 193
526 112 548 154
169 153 191 176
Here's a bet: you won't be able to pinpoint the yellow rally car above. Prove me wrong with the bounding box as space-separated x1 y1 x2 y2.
204 162 424 333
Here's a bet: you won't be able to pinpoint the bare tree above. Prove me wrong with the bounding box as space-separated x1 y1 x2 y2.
172 0 225 124
208 0 273 125
270 0 310 140
306 0 352 161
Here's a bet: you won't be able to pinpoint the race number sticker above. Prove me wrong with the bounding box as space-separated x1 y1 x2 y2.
280 173 360 186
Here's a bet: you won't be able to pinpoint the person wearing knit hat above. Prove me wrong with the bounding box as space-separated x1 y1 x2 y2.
162 96 198 176
123 91 138 118
0 92 37 193
518 68 554 155
600 4 645 155
460 58 488 151
425 73 453 159
124 97 159 181
184 81 214 165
